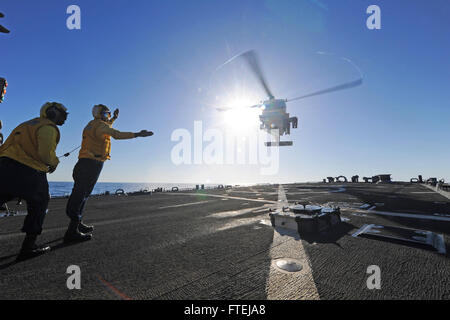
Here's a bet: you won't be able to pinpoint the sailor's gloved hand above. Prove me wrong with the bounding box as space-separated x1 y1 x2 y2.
48 165 57 174
112 109 119 120
135 130 154 137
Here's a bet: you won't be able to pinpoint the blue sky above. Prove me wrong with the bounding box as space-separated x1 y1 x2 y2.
1 0 449 184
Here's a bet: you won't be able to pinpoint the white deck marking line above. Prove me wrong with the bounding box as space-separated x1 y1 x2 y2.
341 208 450 222
229 190 278 195
265 185 320 300
166 192 277 204
158 200 214 209
410 192 435 194
207 205 268 218
215 214 269 232
367 208 450 222
352 224 374 237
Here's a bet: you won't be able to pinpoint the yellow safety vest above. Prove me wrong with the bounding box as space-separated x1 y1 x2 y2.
0 117 60 172
79 119 111 162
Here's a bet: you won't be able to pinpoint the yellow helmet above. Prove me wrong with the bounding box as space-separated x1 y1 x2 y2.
40 102 68 118
92 104 111 119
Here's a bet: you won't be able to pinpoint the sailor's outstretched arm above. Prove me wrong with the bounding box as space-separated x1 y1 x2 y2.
97 123 153 140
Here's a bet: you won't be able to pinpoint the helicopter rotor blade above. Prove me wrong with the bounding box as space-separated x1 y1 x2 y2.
241 50 275 100
216 107 231 112
286 78 363 102
215 50 274 100
216 103 262 112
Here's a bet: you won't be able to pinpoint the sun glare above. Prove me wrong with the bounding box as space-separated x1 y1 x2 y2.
222 99 262 134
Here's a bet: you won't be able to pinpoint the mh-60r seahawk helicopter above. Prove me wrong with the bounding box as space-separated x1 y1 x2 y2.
216 50 363 146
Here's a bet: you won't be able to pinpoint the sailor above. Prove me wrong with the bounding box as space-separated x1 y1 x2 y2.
64 104 153 243
0 102 68 260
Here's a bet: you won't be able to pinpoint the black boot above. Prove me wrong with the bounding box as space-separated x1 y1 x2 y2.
64 220 92 243
16 234 50 261
78 221 94 233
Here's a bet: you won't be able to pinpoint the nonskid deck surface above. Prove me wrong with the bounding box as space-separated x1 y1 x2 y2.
0 183 449 300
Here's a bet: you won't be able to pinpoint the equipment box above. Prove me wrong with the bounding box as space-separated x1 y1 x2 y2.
269 205 341 234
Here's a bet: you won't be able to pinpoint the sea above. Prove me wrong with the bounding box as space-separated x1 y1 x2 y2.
49 182 219 197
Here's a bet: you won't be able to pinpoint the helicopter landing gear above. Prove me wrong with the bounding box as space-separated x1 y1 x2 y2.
290 117 298 129
283 116 298 135
265 141 293 147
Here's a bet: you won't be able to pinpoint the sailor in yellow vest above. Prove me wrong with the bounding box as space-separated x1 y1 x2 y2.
0 102 68 261
64 104 153 243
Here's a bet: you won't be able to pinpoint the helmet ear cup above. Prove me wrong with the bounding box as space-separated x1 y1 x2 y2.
46 108 57 120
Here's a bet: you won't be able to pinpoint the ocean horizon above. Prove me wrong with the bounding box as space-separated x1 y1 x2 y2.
48 181 223 197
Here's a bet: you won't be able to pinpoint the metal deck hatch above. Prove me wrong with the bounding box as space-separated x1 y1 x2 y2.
352 224 446 254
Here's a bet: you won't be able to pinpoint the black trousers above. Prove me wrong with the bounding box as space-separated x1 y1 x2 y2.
0 157 49 235
66 158 104 221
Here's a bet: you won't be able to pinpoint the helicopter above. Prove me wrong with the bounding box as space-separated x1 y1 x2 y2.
216 50 363 146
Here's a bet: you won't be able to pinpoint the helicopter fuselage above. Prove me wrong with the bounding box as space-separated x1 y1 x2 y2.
259 99 297 136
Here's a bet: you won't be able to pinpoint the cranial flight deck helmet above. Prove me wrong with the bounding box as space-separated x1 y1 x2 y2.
92 104 111 119
40 102 68 120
